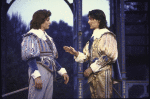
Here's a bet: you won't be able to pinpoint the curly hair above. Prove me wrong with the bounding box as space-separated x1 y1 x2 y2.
88 9 108 29
30 9 51 29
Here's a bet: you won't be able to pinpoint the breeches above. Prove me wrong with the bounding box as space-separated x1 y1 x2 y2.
88 65 112 98
28 63 53 99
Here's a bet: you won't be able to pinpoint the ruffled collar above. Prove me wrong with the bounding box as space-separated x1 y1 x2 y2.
27 29 47 40
91 28 110 40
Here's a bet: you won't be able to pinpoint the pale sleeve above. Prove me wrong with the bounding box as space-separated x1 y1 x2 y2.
99 33 118 62
90 33 118 72
74 42 90 63
57 68 67 76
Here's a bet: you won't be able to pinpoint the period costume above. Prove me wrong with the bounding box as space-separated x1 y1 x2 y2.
74 28 120 98
21 29 67 99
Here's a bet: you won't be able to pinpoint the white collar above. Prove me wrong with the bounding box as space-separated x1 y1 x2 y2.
27 29 47 40
91 28 110 40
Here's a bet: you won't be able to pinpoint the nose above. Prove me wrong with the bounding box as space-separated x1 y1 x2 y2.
88 20 90 24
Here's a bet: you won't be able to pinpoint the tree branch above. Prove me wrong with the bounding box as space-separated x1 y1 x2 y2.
5 0 15 12
64 0 73 13
9 0 15 6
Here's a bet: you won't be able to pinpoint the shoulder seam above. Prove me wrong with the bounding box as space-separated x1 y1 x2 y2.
23 33 38 38
100 32 116 38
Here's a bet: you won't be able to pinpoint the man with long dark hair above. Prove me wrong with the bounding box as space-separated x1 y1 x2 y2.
21 9 69 99
64 9 118 98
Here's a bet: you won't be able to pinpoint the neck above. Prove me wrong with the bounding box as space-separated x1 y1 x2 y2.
40 27 45 31
94 28 99 31
94 27 99 30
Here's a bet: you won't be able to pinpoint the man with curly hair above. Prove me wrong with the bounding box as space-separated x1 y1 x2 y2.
21 9 69 99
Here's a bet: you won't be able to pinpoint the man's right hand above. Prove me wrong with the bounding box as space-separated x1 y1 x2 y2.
63 46 79 57
35 77 42 89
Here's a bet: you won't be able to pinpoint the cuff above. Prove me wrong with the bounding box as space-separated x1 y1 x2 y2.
90 60 101 73
57 68 67 76
31 70 41 79
74 52 87 63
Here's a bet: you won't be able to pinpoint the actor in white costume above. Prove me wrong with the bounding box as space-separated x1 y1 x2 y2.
21 9 69 99
64 9 118 98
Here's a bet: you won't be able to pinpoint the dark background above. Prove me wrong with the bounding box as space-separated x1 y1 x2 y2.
1 0 149 98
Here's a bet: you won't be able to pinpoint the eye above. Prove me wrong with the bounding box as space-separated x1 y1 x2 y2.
89 17 93 21
46 18 50 21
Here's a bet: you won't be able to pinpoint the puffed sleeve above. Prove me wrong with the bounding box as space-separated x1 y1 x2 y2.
21 34 41 79
21 34 40 61
90 33 118 72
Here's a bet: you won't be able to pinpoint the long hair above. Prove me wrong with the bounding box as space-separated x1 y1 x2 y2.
30 9 51 29
88 9 108 29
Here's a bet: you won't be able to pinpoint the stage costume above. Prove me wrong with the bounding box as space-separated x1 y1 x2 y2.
21 29 67 99
74 28 118 98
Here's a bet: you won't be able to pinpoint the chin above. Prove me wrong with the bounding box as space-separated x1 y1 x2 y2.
90 27 94 29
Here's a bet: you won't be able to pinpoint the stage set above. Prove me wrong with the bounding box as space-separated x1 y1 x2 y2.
1 0 149 98
65 0 149 98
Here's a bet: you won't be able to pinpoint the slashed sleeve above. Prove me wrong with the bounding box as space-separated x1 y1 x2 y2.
21 34 41 79
90 33 118 73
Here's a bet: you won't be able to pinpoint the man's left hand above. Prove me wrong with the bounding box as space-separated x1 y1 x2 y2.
62 73 69 84
84 68 93 77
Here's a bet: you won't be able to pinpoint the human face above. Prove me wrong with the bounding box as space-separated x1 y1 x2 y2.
41 17 51 31
88 16 100 29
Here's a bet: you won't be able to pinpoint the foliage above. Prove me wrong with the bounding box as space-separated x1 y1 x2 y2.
2 11 94 98
3 2 148 98
1 13 29 99
46 20 74 98
2 12 76 98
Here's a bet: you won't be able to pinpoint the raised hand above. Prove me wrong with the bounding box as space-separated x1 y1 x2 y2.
63 46 79 57
63 46 72 54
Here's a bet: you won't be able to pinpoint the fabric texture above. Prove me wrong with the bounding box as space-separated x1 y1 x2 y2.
88 65 112 98
21 29 67 79
74 28 118 98
27 58 39 73
75 28 118 72
21 29 68 99
28 63 53 99
21 34 40 61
